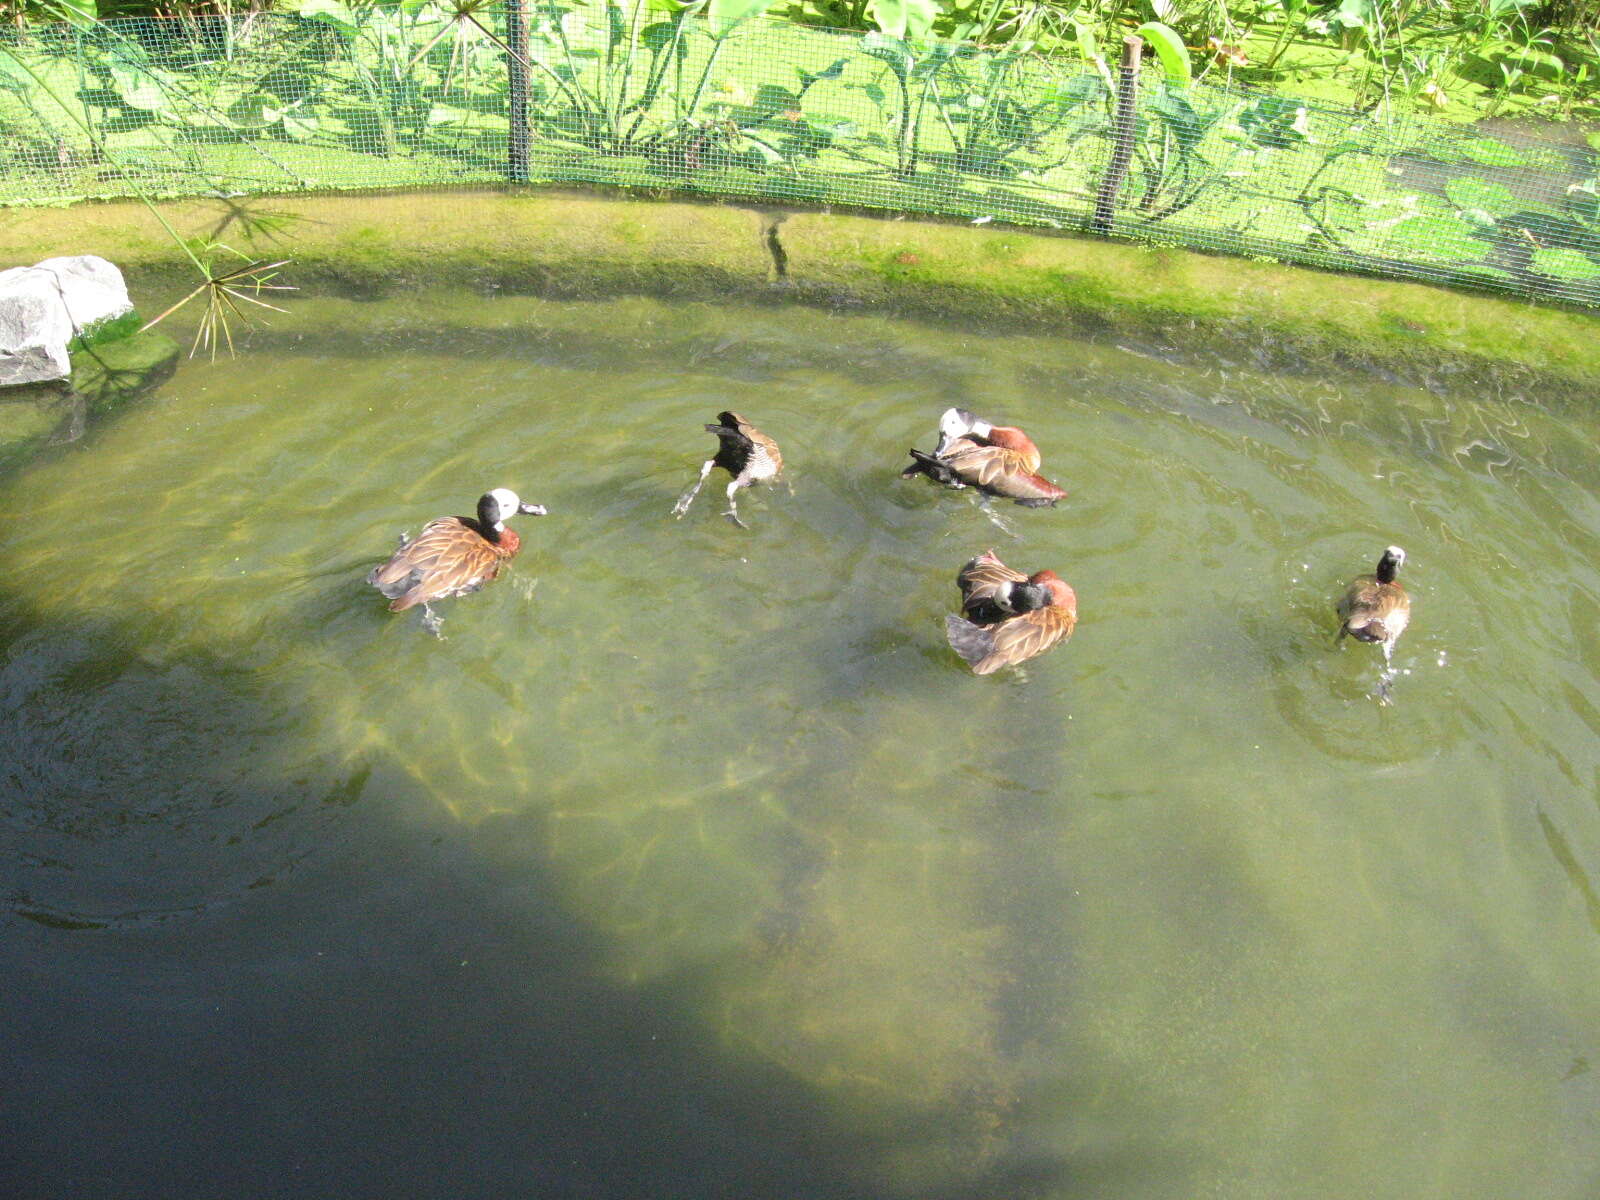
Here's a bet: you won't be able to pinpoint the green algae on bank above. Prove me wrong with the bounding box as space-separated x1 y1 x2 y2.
1 187 1595 396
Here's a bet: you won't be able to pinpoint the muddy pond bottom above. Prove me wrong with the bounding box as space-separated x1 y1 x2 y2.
3 287 1600 1199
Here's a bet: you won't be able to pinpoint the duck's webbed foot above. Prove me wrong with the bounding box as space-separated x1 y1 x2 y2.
673 460 715 519
723 481 750 529
420 603 446 639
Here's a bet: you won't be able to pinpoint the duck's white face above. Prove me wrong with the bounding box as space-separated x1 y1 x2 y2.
939 407 990 441
938 409 990 452
1386 545 1406 567
488 487 522 528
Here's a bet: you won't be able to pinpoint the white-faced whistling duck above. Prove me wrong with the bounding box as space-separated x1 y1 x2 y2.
1337 545 1410 699
902 407 1067 508
671 410 784 528
368 488 547 634
945 549 1077 675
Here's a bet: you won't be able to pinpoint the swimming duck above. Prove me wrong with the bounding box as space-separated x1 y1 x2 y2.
671 410 784 528
902 407 1066 508
1338 544 1410 650
367 488 546 632
945 550 1077 675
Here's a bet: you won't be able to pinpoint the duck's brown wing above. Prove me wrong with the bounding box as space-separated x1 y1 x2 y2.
956 550 1027 610
941 441 1065 505
946 604 1074 675
367 517 503 612
1338 577 1409 643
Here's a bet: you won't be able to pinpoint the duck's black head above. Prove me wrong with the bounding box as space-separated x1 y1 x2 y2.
1376 545 1405 583
1010 581 1053 613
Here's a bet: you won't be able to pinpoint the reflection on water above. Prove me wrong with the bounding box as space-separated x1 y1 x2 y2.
4 286 1600 1198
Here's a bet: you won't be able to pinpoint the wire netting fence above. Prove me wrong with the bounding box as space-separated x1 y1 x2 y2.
3 4 1598 306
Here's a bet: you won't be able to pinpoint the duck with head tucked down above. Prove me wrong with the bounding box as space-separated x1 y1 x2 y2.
671 410 784 528
902 407 1066 508
945 549 1077 675
367 487 547 635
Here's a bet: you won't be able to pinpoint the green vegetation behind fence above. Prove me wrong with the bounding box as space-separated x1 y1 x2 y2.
3 2 1598 306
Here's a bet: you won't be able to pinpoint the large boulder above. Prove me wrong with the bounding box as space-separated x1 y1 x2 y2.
0 255 134 388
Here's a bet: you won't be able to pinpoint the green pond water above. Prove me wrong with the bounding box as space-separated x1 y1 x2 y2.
4 278 1600 1198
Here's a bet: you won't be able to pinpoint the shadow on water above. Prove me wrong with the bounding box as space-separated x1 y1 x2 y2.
0 580 1079 1200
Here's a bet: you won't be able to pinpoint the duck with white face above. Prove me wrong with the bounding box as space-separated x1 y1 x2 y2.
902 406 1067 511
367 487 547 635
945 549 1078 675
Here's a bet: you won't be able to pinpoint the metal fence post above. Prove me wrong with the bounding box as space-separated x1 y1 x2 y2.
506 0 530 183
1092 36 1142 235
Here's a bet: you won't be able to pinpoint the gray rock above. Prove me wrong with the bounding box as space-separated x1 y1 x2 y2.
0 255 134 388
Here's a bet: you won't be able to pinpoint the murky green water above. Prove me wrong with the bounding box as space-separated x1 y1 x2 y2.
4 280 1600 1198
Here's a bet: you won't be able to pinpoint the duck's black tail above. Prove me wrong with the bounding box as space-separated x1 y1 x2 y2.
706 421 753 453
901 448 961 487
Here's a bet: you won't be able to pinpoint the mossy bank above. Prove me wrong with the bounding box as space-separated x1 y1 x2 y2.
3 186 1595 398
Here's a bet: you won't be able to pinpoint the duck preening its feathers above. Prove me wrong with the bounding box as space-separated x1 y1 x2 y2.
1337 545 1410 649
902 407 1066 508
367 488 547 626
672 410 784 528
946 550 1077 674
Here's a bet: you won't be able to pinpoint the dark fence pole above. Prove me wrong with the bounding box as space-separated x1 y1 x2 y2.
1092 36 1143 235
506 0 530 183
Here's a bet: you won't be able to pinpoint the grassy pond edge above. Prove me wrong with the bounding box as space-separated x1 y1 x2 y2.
5 185 1598 399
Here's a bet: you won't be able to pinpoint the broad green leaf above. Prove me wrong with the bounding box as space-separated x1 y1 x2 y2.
299 0 360 35
902 0 936 44
1457 137 1524 168
1134 21 1191 88
707 0 771 36
754 83 798 115
0 52 37 92
110 65 175 114
642 21 682 52
34 0 97 28
1444 176 1518 217
1151 89 1208 150
1565 179 1599 222
228 95 279 128
797 57 847 88
870 0 933 43
1331 0 1376 29
909 42 955 79
1530 247 1600 280
427 103 477 124
1391 214 1488 263
861 32 911 80
280 109 323 141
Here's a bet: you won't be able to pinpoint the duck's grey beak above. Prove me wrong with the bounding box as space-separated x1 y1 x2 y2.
519 502 548 516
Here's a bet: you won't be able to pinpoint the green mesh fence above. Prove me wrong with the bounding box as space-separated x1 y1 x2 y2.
3 4 1599 306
